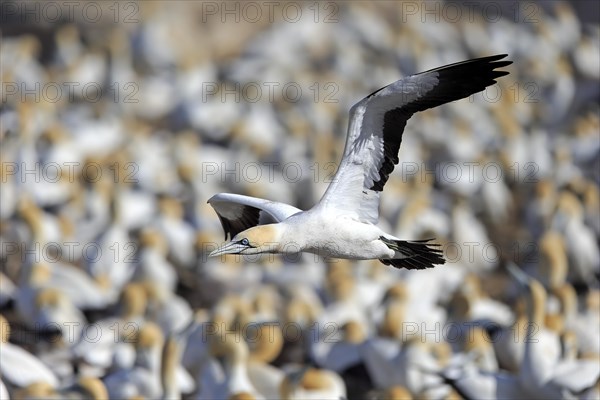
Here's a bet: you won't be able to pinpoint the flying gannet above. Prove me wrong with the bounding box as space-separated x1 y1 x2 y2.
209 54 512 269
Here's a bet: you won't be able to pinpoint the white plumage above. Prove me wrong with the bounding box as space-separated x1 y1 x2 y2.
209 55 512 270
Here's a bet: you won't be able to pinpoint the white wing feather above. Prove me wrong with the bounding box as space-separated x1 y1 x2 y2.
317 55 511 224
318 76 436 224
208 193 301 239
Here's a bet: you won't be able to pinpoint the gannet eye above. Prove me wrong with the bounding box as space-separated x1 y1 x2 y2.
240 238 250 246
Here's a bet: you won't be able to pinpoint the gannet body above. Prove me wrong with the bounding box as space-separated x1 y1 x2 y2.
209 55 512 269
507 263 600 398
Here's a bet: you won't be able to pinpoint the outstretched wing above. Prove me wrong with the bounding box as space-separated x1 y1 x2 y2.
318 54 512 223
208 193 302 239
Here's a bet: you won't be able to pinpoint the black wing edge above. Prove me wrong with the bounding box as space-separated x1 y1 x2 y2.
369 54 512 192
412 53 512 109
212 203 261 240
366 54 512 100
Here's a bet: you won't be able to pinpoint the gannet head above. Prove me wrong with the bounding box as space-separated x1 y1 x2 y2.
209 224 284 257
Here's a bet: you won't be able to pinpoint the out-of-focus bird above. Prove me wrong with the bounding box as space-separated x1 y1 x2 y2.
14 274 87 346
456 273 513 325
435 357 528 400
71 282 148 373
0 314 60 389
463 327 498 373
311 320 366 373
0 272 16 308
246 324 286 399
155 196 196 268
451 199 499 271
17 261 115 311
142 281 193 336
195 332 260 400
103 322 166 399
507 263 600 398
11 377 109 400
209 55 511 270
535 230 568 290
135 229 178 292
573 29 600 80
314 267 370 331
160 329 196 399
361 337 449 398
279 366 346 400
552 191 600 284
570 289 600 357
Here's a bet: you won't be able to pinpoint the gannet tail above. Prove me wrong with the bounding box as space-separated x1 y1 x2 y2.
379 238 445 270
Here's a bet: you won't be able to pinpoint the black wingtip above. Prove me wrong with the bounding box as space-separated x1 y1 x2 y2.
418 53 512 76
484 53 508 60
469 54 511 63
379 237 445 270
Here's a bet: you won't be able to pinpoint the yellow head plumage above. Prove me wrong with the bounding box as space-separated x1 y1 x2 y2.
210 224 286 257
